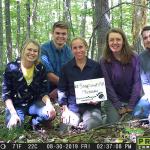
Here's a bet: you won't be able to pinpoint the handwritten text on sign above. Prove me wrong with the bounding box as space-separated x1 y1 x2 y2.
74 78 107 104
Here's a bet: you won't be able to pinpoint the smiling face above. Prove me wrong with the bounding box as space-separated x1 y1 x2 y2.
22 42 39 63
142 30 150 49
52 27 68 48
71 38 87 61
108 32 123 54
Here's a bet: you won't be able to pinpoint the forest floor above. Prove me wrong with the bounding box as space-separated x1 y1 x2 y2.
0 70 150 144
0 98 150 144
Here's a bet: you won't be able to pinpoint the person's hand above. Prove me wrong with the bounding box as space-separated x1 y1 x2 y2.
61 106 70 124
49 89 58 101
7 113 21 130
118 107 127 115
61 106 80 126
118 106 133 115
44 104 56 120
88 101 99 105
125 107 133 113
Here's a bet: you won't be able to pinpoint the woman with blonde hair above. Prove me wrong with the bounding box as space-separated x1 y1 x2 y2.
2 39 56 130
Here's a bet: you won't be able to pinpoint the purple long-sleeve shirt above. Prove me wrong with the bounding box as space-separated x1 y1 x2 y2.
100 53 142 109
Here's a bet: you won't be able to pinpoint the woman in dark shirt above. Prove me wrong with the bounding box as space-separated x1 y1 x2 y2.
100 28 142 124
2 39 56 130
58 37 104 131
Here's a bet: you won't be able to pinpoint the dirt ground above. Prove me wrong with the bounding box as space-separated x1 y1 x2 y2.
0 99 150 143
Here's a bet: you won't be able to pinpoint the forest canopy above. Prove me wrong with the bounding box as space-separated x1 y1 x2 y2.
0 0 150 67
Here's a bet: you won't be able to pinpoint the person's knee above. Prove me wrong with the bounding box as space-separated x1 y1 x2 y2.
133 107 150 118
83 110 103 130
84 118 102 131
133 98 150 118
106 110 120 124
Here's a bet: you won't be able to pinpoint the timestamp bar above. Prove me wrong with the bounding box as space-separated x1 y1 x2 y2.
0 143 136 150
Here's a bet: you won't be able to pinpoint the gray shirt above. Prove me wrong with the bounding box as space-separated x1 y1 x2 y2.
139 49 150 96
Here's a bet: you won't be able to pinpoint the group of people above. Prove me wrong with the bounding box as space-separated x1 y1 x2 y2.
2 21 150 131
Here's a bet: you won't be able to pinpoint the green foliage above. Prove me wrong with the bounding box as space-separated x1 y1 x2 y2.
0 127 26 142
1 0 150 63
111 3 133 44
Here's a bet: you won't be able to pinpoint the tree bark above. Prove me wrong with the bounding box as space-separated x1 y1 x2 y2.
63 0 73 43
16 0 21 55
95 0 110 60
5 0 12 62
90 0 96 59
80 1 87 38
132 0 147 53
0 0 3 67
26 0 30 38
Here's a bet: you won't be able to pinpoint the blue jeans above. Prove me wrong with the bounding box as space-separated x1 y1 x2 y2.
133 96 150 118
5 101 51 126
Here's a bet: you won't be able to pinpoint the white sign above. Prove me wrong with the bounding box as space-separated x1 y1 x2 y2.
74 78 107 104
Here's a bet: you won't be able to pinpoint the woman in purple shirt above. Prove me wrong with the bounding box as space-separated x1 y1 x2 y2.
100 28 142 124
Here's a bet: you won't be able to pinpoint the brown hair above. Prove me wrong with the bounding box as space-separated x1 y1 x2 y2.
102 28 134 64
52 21 69 33
21 39 41 64
141 26 150 37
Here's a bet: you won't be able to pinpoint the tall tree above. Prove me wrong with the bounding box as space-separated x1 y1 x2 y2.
132 0 147 53
63 0 74 41
57 0 61 20
16 0 21 55
26 0 30 38
119 0 123 28
80 0 87 38
30 0 38 38
95 0 110 60
90 0 96 59
5 0 12 62
0 0 3 67
111 0 114 28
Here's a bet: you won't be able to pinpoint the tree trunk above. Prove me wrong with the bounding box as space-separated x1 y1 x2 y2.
132 0 147 53
111 0 114 28
90 0 96 60
0 0 3 67
80 1 87 38
5 0 12 62
95 0 110 60
26 0 30 38
119 0 123 28
31 0 38 39
63 0 73 42
16 0 21 56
